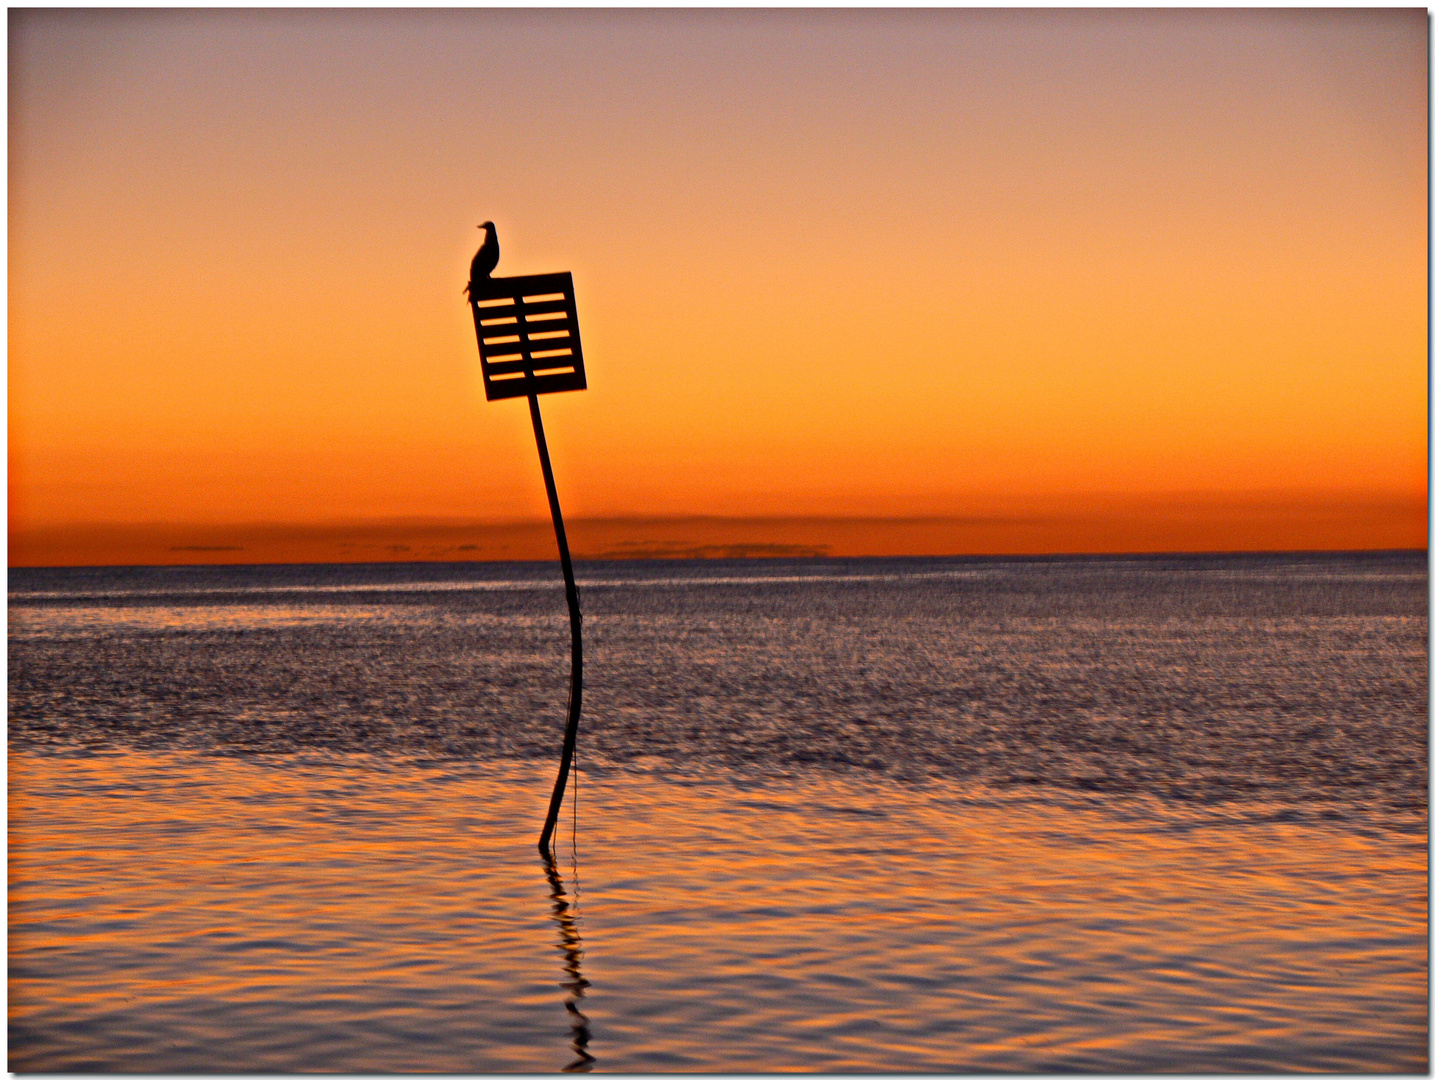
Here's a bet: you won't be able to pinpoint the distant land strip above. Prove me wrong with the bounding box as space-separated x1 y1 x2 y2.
8 496 1427 567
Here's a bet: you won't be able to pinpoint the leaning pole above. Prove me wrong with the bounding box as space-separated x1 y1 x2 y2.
465 235 589 855
525 390 583 855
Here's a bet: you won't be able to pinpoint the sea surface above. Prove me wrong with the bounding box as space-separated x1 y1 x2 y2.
8 552 1429 1072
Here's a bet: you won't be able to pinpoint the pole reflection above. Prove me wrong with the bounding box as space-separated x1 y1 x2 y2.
542 850 594 1072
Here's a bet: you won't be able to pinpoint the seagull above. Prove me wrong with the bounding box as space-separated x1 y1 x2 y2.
464 221 500 299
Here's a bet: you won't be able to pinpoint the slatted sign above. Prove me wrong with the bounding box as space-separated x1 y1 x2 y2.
468 272 587 401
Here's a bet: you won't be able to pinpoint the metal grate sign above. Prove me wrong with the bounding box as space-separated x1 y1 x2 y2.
468 272 586 401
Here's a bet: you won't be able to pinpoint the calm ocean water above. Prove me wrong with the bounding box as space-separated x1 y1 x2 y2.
9 552 1428 1072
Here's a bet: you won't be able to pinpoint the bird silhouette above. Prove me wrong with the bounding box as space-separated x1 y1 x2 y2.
464 221 500 299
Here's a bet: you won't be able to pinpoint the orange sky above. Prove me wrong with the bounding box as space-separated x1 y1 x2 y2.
8 9 1428 564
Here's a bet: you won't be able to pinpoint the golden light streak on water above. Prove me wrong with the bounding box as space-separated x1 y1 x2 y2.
10 748 1426 1072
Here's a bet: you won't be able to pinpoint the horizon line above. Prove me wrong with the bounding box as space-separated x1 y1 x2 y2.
10 547 1429 574
12 490 1430 534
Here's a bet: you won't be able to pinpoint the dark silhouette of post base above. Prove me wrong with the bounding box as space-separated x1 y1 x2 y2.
529 390 583 856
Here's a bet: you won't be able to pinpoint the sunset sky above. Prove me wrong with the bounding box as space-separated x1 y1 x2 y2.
9 9 1428 564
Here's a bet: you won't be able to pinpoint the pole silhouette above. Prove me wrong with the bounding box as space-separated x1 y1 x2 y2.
529 389 583 856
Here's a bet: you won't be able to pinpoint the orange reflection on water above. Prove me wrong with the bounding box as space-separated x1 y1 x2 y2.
10 749 1428 1072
